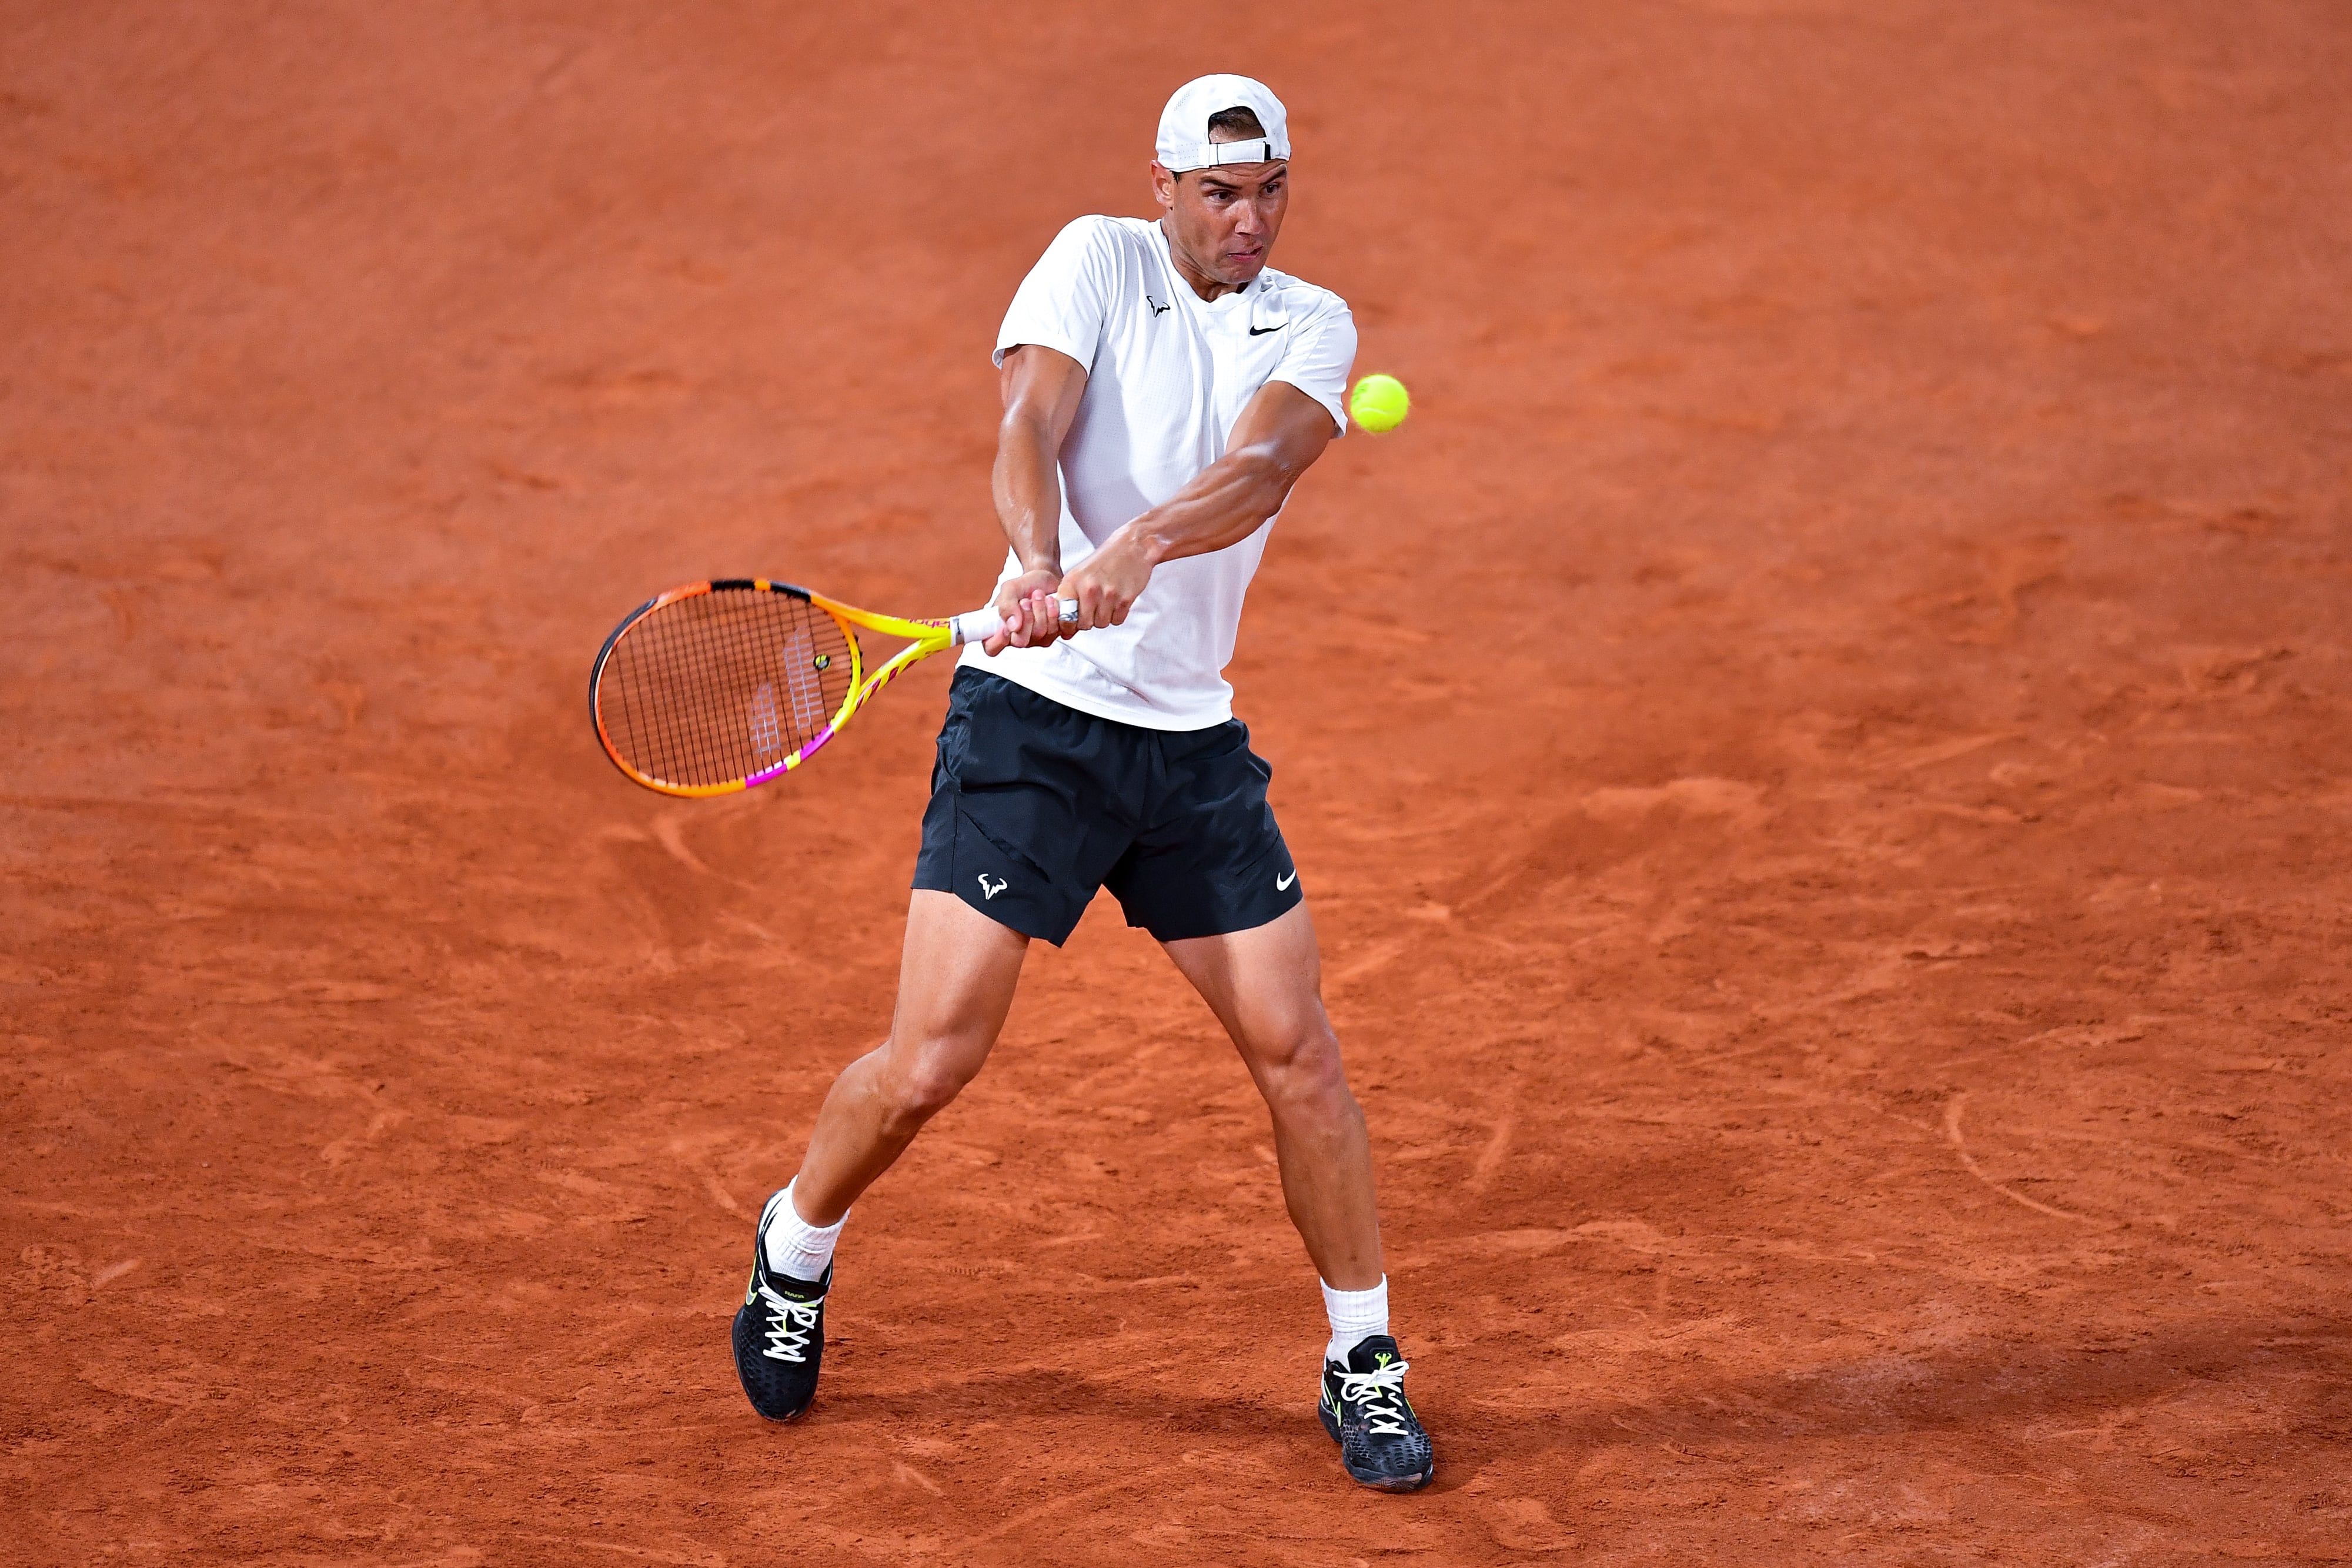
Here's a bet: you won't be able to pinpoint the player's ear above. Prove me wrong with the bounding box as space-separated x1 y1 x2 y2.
1149 161 1177 211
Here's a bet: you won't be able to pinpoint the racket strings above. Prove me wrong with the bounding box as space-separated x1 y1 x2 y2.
598 589 856 790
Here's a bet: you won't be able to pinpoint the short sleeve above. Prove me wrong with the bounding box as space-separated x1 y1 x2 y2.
994 217 1120 370
1268 293 1359 436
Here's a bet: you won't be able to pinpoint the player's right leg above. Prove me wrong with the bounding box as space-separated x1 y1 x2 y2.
734 667 1126 1422
793 892 1030 1222
731 890 1027 1422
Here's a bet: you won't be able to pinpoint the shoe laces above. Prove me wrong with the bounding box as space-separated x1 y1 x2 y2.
1334 1357 1412 1437
757 1284 823 1363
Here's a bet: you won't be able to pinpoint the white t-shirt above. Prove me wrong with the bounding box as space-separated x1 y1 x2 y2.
960 214 1357 730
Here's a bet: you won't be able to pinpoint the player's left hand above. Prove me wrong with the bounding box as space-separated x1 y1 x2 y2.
1058 526 1155 630
981 567 1067 655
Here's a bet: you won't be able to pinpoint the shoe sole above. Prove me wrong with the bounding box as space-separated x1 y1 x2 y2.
1322 1394 1434 1492
1350 1463 1434 1492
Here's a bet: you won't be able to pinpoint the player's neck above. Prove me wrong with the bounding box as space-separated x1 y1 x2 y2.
1157 219 1245 302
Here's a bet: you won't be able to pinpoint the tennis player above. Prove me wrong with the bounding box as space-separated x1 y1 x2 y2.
733 73 1434 1492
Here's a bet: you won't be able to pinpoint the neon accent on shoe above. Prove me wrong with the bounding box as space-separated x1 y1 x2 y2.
1318 1334 1435 1492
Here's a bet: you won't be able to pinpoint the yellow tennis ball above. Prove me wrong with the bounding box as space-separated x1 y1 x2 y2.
1349 373 1410 433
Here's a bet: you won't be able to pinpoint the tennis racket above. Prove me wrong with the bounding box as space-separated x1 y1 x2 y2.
590 578 1077 797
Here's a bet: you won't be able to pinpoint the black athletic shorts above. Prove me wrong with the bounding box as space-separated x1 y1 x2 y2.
911 668 1302 946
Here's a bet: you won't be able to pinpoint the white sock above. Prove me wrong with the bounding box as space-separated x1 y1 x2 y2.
1322 1275 1389 1366
761 1180 846 1283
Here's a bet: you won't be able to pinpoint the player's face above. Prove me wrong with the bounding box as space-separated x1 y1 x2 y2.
1154 160 1289 292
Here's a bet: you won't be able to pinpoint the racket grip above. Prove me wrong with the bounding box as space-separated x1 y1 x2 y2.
950 599 1081 646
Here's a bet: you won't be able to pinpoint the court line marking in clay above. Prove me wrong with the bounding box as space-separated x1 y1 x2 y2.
1887 731 2022 771
1469 1095 1516 1195
1944 1093 2114 1227
1331 937 1409 986
650 810 718 878
893 1461 944 1496
507 1535 725 1566
666 1140 746 1219
967 1477 1139 1546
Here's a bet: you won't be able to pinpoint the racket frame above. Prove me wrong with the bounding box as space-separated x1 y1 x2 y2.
590 578 965 798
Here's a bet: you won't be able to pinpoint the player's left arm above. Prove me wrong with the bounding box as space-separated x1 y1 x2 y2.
1054 380 1338 630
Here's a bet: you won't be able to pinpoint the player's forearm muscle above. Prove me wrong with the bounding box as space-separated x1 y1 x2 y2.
1112 380 1336 567
991 346 1089 574
1122 443 1306 567
1051 380 1336 633
991 407 1065 573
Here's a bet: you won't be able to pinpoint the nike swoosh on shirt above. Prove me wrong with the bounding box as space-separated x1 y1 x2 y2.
1248 325 1285 336
1276 870 1298 890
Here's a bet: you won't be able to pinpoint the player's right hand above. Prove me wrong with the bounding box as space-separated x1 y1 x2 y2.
983 567 1067 655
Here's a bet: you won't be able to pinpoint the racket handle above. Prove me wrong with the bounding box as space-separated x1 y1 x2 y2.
950 599 1081 646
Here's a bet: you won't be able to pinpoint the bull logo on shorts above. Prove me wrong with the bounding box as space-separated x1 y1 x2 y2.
977 874 1008 901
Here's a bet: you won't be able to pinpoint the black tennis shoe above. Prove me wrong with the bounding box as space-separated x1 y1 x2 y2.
731 1189 830 1422
1318 1334 1435 1491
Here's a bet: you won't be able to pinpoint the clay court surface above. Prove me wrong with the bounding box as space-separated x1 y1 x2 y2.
8 1 2352 1562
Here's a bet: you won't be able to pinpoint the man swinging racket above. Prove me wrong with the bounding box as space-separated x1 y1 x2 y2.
731 73 1435 1492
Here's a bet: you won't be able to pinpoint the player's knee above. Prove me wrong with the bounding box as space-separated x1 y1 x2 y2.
1254 1016 1350 1109
880 1047 978 1126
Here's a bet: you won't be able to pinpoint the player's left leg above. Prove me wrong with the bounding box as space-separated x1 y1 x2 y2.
1161 902 1380 1285
1161 902 1436 1493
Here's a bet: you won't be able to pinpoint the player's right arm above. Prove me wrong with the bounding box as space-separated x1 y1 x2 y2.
982 344 1089 655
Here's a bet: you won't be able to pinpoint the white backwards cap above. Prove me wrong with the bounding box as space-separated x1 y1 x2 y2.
1154 74 1290 172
